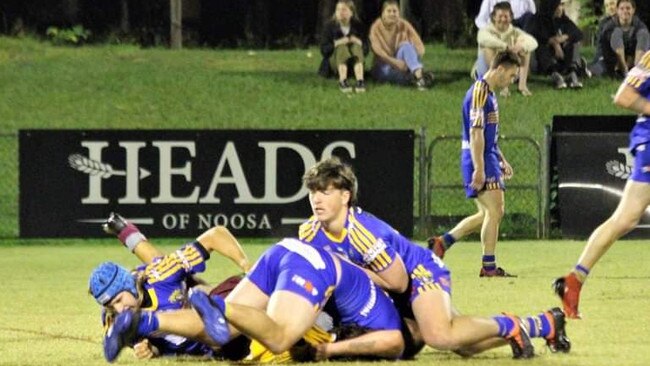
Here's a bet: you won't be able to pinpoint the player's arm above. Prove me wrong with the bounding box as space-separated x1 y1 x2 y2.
614 81 650 115
196 226 251 273
374 257 409 293
469 127 486 189
315 329 404 360
496 146 513 179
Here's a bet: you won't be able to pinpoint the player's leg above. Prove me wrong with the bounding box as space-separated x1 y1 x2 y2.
476 189 514 277
427 201 485 258
411 289 533 359
555 179 650 318
102 212 162 263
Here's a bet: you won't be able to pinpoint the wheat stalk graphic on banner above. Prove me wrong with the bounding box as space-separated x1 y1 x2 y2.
605 160 631 179
67 154 126 178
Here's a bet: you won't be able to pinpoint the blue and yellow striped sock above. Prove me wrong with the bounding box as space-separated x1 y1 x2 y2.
137 311 159 336
482 255 496 271
442 233 456 249
524 312 552 338
493 315 516 337
573 264 590 282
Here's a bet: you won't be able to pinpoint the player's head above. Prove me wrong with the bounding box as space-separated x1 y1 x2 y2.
334 0 358 23
616 0 635 25
303 157 358 206
89 261 138 309
604 0 617 16
489 50 521 88
381 0 400 25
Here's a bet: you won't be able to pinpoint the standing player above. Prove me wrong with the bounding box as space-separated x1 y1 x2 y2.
89 213 252 360
554 51 650 319
427 50 517 277
300 157 570 359
102 238 406 362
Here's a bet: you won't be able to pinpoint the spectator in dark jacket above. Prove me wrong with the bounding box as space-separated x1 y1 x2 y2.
319 0 369 93
591 0 649 77
526 0 586 89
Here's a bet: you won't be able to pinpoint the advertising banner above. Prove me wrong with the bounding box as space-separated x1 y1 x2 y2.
553 116 650 238
20 130 414 238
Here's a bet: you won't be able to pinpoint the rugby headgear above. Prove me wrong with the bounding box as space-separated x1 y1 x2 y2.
89 262 137 305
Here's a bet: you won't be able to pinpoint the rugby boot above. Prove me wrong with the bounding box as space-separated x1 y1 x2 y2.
504 315 535 359
102 212 129 236
553 273 583 319
189 289 231 345
103 310 139 363
479 267 517 278
543 307 571 353
426 236 446 259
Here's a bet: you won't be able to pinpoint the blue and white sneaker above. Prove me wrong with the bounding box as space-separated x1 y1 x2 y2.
103 310 138 362
189 289 231 345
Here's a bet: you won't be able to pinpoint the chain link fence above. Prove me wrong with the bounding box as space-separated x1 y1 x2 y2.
0 134 18 238
420 135 542 239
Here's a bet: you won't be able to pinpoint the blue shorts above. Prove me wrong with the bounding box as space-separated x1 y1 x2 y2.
246 241 337 310
408 254 452 302
461 160 505 198
631 144 650 183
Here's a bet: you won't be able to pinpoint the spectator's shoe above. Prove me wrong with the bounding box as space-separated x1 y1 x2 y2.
504 315 535 359
355 80 366 93
415 77 427 91
578 57 592 79
423 71 435 87
567 71 583 89
553 273 583 319
551 72 567 89
103 310 139 363
339 80 353 93
102 212 128 236
479 267 517 278
426 236 446 259
544 307 571 353
189 289 231 345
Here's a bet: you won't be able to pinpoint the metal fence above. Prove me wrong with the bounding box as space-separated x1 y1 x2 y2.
418 134 544 239
0 133 18 238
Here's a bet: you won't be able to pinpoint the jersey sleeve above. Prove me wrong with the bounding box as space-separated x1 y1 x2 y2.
469 81 489 129
347 214 397 272
298 217 321 242
145 242 208 285
625 55 650 96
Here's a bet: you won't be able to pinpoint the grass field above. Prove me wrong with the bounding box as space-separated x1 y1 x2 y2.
0 37 647 365
1 239 649 366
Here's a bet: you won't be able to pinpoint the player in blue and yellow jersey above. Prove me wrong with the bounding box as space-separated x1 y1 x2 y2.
101 238 406 363
89 212 252 360
301 157 571 359
427 50 519 277
555 50 650 319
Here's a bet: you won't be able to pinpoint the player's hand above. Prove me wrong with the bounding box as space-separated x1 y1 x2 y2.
553 45 564 60
470 170 486 191
334 37 348 47
314 343 329 361
500 160 513 180
133 339 158 359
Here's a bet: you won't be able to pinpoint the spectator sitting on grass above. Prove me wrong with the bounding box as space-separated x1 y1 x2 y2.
590 0 649 78
369 0 433 90
318 0 369 93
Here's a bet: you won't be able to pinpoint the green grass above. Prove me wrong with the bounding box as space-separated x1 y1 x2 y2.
1 239 648 365
0 37 633 238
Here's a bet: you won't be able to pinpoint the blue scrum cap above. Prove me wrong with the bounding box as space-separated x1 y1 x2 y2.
89 262 137 305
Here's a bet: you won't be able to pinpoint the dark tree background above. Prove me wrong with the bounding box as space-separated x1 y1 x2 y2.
2 0 645 48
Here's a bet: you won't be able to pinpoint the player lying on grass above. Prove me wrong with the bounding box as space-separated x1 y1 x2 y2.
300 157 571 359
102 238 407 363
88 213 252 360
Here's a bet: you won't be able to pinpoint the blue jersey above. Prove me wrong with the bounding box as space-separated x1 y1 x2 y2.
300 207 450 302
102 242 212 357
624 51 650 153
461 79 501 172
247 238 401 331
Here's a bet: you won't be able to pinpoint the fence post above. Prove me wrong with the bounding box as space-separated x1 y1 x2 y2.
541 125 552 239
418 126 427 238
